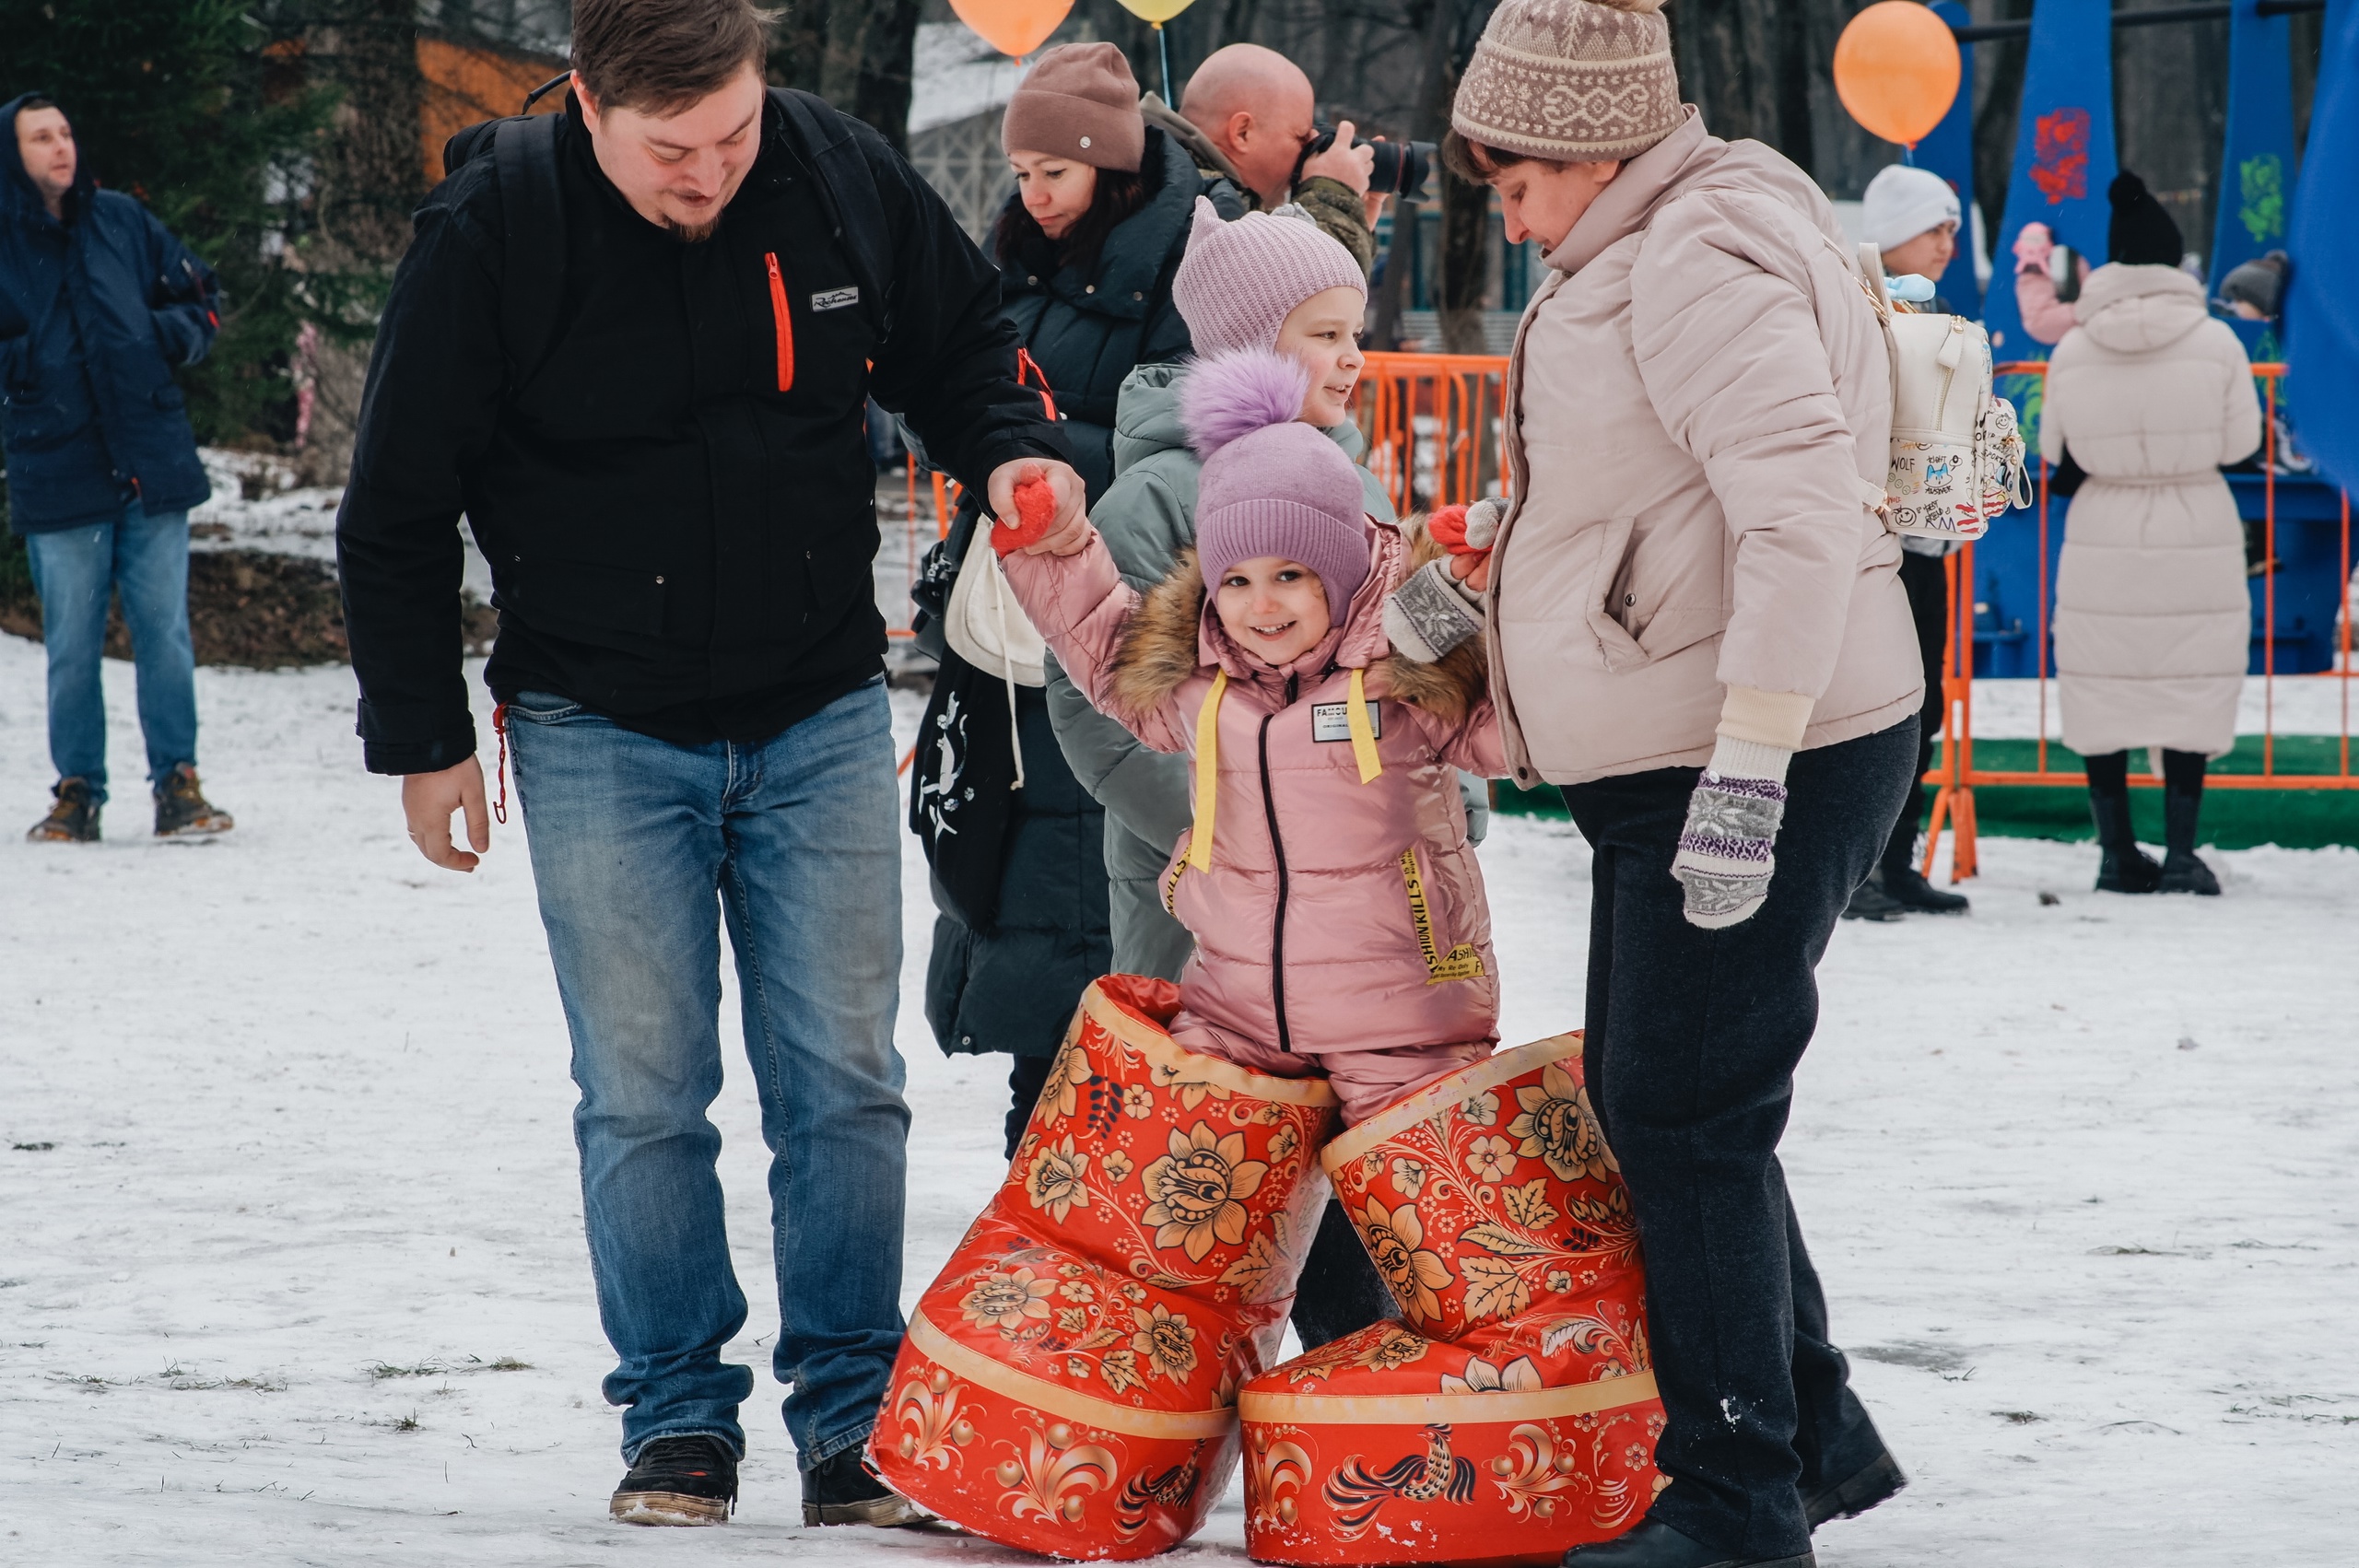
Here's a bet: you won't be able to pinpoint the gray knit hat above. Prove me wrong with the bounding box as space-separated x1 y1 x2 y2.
1451 0 1684 163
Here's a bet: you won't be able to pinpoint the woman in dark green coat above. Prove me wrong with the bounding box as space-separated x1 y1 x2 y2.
922 43 1221 1156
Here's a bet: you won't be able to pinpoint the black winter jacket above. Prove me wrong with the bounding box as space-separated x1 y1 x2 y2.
995 128 1215 499
0 93 218 533
335 95 1063 772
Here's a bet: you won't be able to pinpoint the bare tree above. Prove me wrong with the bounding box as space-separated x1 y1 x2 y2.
773 0 926 151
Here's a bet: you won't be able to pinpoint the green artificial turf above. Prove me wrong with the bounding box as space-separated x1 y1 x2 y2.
1491 735 2359 849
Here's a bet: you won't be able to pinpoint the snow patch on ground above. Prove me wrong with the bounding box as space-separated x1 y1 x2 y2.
1 633 2353 1564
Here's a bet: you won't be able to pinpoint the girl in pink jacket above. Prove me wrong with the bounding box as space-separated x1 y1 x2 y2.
996 346 1505 1124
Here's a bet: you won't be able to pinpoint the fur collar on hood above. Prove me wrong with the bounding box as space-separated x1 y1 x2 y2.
1106 515 1490 724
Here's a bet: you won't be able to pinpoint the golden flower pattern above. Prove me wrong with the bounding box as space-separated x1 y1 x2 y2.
1023 1137 1091 1223
1131 1303 1200 1382
1142 1122 1269 1262
1508 1062 1619 1183
960 1267 1056 1333
1356 1197 1454 1324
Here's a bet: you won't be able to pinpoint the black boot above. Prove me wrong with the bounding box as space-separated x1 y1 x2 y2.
2159 777 2220 895
1880 859 1969 914
1289 1197 1397 1352
2087 781 2160 894
1562 1518 1813 1568
1839 871 1907 922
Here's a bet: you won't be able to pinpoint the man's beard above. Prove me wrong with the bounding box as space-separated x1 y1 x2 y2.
664 216 722 244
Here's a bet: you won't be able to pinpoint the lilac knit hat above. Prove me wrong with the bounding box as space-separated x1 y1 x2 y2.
1182 347 1371 623
1170 198 1367 355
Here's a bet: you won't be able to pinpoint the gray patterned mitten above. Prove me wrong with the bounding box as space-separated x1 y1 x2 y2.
1669 737 1793 930
1385 558 1485 663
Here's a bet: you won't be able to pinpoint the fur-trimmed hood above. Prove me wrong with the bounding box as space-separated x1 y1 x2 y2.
1105 514 1490 723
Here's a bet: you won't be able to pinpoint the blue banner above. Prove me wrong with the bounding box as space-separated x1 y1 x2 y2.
2210 0 2299 360
1916 0 1982 317
1981 0 2118 371
2286 0 2359 492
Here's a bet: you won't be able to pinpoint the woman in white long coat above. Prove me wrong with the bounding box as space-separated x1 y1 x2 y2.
2043 172 2261 895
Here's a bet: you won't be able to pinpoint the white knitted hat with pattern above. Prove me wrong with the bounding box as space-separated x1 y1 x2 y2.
1451 0 1684 164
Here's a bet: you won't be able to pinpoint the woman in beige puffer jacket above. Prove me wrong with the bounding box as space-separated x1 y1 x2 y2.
1403 1 1920 1562
2043 172 2262 895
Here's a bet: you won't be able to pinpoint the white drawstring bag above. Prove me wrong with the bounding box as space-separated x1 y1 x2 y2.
943 536 1046 789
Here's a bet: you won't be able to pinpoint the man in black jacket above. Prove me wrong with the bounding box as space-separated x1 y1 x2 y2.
334 0 1082 1529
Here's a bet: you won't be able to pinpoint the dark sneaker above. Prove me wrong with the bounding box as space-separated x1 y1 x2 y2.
28 778 100 843
609 1434 738 1526
1882 863 1969 914
1839 872 1906 922
153 765 233 837
801 1448 934 1527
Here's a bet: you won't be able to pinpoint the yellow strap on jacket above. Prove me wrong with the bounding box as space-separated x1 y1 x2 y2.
1346 667 1383 784
1186 670 1228 872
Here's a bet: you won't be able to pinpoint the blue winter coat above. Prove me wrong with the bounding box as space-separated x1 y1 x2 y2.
0 92 217 532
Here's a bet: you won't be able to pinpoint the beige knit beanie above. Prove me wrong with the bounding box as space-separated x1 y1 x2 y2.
1451 0 1684 164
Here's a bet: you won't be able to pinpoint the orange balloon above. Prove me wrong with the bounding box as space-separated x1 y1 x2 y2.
1833 0 1963 147
948 0 1074 59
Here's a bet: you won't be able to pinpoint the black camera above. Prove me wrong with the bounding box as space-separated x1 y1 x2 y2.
1296 125 1435 202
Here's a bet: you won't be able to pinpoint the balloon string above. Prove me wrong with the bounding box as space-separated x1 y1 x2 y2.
1903 142 1917 166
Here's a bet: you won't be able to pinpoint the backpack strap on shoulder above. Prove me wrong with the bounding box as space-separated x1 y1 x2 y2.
492 111 567 392
769 88 894 339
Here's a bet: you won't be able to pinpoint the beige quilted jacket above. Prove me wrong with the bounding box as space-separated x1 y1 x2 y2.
1485 109 1921 788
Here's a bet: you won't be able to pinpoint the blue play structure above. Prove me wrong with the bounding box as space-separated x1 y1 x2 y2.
1913 0 2352 678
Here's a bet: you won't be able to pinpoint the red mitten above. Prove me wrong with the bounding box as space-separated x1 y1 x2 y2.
991 474 1059 557
1426 503 1471 553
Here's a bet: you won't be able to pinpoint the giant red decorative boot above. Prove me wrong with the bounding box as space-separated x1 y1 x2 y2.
1238 1036 1664 1566
869 977 1342 1559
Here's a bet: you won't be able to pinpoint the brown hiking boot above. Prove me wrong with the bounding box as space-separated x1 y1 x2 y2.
153 765 234 837
27 778 101 843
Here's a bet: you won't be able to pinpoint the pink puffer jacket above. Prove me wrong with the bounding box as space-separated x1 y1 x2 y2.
1002 520 1505 1067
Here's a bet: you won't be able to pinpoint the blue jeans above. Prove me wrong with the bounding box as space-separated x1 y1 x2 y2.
504 678 910 1467
23 498 199 800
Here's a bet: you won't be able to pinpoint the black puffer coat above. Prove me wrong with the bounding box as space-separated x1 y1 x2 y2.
996 126 1218 499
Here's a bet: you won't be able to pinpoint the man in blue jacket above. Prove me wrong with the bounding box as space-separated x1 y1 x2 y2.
2 93 233 842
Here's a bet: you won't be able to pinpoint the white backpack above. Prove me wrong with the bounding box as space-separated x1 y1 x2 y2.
1851 242 2031 541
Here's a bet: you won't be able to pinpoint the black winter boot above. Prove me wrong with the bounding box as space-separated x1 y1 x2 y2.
27 778 100 843
2088 783 2160 894
2159 782 2220 895
1840 872 1906 921
1562 1518 1813 1568
1881 860 1969 914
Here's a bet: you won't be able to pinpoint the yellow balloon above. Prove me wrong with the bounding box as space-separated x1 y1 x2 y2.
1832 0 1962 148
948 0 1074 59
1116 0 1197 22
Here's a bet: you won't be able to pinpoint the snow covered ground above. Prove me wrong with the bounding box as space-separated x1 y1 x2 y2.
3 631 2355 1566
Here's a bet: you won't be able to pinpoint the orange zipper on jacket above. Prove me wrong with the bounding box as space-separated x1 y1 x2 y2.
764 251 793 393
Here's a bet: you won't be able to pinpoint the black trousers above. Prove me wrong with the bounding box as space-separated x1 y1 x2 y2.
1883 547 1950 872
1562 719 1918 1558
1003 1057 1391 1352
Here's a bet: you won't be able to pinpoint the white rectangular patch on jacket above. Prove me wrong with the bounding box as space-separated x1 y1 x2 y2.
810 287 861 312
1310 701 1380 743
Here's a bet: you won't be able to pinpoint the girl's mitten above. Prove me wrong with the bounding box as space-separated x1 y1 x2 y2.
1385 558 1485 663
991 474 1059 557
1670 736 1793 930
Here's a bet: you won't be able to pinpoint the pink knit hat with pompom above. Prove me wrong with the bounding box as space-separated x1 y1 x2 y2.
1181 347 1371 623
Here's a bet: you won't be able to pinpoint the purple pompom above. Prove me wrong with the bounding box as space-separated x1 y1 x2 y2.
1179 347 1311 459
